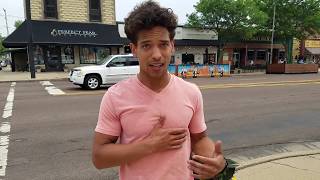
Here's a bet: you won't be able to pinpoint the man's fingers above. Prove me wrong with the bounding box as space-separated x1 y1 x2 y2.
169 144 183 149
170 137 186 146
188 160 214 173
214 140 223 155
192 155 221 167
168 128 187 135
171 132 186 140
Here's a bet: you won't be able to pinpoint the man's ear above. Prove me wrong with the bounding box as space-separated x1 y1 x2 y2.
130 43 137 56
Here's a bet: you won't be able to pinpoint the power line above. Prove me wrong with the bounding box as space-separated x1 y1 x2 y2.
0 13 24 19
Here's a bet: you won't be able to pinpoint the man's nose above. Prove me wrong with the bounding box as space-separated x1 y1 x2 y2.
151 47 162 60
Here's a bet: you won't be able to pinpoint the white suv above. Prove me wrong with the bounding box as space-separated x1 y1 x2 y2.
69 54 139 90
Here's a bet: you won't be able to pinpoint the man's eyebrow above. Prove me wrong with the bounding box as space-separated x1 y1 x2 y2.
139 40 151 44
139 40 170 44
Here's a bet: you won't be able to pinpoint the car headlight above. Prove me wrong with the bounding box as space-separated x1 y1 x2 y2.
72 69 83 77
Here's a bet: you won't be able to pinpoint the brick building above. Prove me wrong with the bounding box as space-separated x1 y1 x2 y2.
3 0 125 72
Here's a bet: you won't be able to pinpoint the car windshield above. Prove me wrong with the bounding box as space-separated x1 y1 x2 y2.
96 55 114 65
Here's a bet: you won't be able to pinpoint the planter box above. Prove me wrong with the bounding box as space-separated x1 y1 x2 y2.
267 64 318 74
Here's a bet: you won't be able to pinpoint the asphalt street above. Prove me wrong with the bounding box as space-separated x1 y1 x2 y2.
0 73 320 179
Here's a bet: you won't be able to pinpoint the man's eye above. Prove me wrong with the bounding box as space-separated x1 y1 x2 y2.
161 43 169 47
142 44 150 49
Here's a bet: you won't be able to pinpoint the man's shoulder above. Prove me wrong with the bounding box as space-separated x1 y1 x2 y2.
107 77 137 96
172 75 200 93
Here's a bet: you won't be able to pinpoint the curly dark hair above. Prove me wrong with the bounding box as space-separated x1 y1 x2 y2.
124 0 178 44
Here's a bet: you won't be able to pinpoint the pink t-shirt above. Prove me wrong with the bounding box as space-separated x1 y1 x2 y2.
95 74 207 180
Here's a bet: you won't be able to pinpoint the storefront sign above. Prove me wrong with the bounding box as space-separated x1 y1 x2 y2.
50 29 98 38
305 40 320 48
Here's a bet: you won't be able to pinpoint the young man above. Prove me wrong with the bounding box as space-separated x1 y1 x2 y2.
92 1 226 179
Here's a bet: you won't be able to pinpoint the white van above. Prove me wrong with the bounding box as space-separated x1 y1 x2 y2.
69 54 139 90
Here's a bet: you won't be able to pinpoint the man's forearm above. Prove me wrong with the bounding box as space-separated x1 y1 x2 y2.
192 136 215 157
93 141 152 169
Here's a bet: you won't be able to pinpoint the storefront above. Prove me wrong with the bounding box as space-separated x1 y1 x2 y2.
3 20 127 72
224 41 285 69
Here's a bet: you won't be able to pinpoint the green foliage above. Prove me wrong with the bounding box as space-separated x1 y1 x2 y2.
257 0 320 41
187 0 320 42
187 0 268 41
0 34 6 55
14 20 23 29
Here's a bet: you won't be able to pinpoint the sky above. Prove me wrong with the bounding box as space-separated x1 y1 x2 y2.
0 0 199 37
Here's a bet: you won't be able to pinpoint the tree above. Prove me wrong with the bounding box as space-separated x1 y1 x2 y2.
0 34 6 55
187 0 268 62
14 20 23 29
257 0 320 62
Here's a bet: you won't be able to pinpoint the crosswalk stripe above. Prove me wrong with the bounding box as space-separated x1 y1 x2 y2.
40 81 65 95
0 82 16 177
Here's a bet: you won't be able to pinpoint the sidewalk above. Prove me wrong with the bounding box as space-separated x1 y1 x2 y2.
0 67 266 83
0 68 69 83
230 141 320 180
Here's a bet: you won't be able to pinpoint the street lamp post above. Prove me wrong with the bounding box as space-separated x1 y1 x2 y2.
270 4 276 64
25 0 36 78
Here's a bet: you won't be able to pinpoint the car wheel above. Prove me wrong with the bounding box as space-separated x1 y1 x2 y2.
84 75 101 90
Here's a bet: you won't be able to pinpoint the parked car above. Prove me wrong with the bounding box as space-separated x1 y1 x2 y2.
69 54 139 90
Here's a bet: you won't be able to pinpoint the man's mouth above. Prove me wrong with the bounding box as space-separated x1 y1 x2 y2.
149 63 164 68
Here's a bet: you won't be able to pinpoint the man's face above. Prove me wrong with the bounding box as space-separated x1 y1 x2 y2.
130 26 174 80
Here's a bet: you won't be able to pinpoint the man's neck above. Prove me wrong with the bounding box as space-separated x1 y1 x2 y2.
137 73 171 93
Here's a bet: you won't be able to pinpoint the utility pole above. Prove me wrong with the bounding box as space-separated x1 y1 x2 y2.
270 4 276 64
3 9 9 36
26 0 36 78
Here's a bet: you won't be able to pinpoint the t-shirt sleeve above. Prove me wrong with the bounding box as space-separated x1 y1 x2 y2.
189 86 207 134
95 90 121 136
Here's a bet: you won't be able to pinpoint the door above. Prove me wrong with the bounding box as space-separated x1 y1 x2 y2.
182 54 195 64
233 53 240 68
44 46 63 71
104 56 128 84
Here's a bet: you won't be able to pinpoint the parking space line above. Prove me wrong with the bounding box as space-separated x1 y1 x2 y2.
0 82 16 177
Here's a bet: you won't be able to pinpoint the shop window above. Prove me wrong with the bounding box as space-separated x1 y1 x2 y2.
34 46 44 65
203 54 216 64
256 50 266 60
96 48 111 64
247 50 255 61
279 51 285 59
61 46 74 64
89 0 101 22
80 46 111 64
44 0 58 19
182 53 195 64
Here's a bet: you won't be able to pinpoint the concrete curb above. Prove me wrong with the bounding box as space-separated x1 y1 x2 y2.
236 150 320 171
0 78 68 83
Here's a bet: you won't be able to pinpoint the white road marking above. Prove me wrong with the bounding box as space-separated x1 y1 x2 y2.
0 82 16 177
40 81 53 86
40 81 65 95
2 82 15 119
44 86 66 95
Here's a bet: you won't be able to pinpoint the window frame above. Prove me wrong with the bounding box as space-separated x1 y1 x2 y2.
89 0 102 22
43 0 58 19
